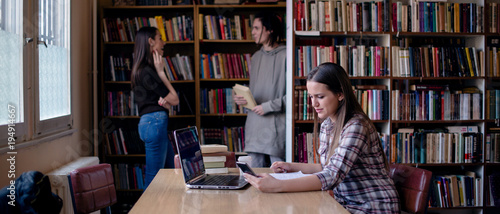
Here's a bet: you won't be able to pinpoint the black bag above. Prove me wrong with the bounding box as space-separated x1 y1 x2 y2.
0 171 62 214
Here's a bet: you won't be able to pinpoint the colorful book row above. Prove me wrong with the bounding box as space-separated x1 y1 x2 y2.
199 88 245 114
112 163 146 190
429 173 482 208
102 15 194 42
164 54 194 81
200 53 251 79
107 54 133 81
200 127 245 153
199 14 254 40
294 0 390 32
489 3 500 33
391 88 482 121
392 2 483 33
392 46 483 77
486 90 500 120
294 129 390 164
104 128 145 155
486 132 500 163
487 46 500 77
294 88 313 121
105 91 139 117
390 127 482 164
295 131 316 163
295 45 389 77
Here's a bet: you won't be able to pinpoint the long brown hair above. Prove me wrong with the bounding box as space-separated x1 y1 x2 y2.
308 63 388 170
131 27 158 88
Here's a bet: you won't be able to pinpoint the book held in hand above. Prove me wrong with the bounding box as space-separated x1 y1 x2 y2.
232 84 257 109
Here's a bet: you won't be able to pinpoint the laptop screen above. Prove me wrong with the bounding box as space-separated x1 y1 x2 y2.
174 127 205 182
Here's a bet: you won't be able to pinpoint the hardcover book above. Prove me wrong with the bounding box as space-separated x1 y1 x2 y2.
233 84 257 109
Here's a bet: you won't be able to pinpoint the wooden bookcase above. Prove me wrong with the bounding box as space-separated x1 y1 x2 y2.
98 1 285 211
289 0 500 213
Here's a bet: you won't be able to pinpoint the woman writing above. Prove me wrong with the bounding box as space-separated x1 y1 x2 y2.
131 27 179 188
243 63 400 213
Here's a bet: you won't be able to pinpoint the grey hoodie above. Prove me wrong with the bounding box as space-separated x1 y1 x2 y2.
244 45 287 158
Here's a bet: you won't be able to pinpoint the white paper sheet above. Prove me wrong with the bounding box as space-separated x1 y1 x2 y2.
269 171 311 180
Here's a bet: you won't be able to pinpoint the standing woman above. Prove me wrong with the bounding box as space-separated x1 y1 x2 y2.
233 12 286 167
243 63 400 213
131 27 179 188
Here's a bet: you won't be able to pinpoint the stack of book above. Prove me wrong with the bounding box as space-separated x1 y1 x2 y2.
201 144 229 174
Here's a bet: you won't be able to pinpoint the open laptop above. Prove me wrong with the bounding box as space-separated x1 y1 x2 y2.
173 126 248 189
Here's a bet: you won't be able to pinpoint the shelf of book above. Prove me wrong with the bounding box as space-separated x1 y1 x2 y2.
99 2 286 211
290 0 500 212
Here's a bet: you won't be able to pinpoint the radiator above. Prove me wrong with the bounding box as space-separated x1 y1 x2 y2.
46 156 100 214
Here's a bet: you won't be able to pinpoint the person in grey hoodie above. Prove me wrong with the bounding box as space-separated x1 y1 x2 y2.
234 12 286 167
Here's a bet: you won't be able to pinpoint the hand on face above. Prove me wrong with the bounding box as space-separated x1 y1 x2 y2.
151 30 165 73
153 50 165 73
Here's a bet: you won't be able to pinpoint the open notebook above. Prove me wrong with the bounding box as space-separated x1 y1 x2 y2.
173 127 248 189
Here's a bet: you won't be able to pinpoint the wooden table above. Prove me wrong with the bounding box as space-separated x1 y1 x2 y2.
129 168 349 214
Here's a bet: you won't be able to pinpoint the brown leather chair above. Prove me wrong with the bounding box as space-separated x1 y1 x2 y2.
68 163 117 214
174 151 237 168
389 164 432 214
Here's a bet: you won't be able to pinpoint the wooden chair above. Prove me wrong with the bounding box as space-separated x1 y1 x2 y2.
68 163 117 214
389 164 432 214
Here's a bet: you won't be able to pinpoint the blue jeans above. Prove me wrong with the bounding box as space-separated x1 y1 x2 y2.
138 111 175 189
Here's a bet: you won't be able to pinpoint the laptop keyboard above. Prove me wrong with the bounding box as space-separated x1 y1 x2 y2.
201 175 239 185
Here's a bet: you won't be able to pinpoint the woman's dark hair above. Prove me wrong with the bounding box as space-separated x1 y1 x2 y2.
308 63 388 170
307 62 364 124
131 27 158 88
254 12 283 47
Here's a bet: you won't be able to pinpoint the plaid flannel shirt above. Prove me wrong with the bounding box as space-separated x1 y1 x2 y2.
313 114 400 213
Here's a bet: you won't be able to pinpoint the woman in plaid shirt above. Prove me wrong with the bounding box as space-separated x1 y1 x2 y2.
243 63 400 213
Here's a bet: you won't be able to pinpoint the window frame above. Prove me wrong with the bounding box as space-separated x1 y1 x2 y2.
0 0 72 151
33 0 72 137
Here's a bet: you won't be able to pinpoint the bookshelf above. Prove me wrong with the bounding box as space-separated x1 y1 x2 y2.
289 0 500 213
197 4 285 151
98 1 285 211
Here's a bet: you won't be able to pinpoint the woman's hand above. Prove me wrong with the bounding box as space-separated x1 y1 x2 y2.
158 97 171 109
243 173 283 193
153 50 165 74
233 95 247 105
251 105 264 116
270 161 292 173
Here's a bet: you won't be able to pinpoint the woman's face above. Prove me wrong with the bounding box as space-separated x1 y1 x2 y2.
150 30 164 56
306 81 343 122
252 18 271 45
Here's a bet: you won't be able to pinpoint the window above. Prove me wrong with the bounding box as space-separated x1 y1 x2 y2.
0 0 71 149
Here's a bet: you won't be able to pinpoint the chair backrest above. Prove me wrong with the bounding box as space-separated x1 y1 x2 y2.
389 164 432 214
68 163 117 214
